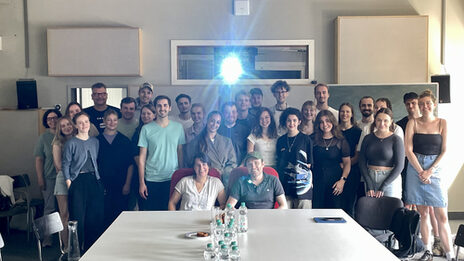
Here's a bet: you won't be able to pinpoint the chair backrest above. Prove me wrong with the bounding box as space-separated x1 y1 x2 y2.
0 233 4 248
228 166 281 209
355 196 403 230
169 168 221 196
33 212 64 240
12 174 31 188
455 224 464 247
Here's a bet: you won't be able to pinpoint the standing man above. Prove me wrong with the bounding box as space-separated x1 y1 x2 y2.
248 87 264 123
218 102 251 165
235 90 251 122
117 97 138 139
184 103 205 143
84 82 121 134
172 94 193 130
314 83 339 119
396 92 420 132
270 80 290 126
357 96 375 134
137 95 185 210
135 82 154 120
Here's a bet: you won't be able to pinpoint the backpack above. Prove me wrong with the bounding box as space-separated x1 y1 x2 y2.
389 207 424 258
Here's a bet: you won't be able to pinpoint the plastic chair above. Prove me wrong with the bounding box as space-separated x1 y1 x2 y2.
32 212 64 261
228 166 281 208
455 224 464 260
169 168 221 196
0 174 42 240
355 196 403 244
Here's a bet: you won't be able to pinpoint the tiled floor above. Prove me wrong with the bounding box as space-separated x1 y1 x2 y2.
1 220 463 261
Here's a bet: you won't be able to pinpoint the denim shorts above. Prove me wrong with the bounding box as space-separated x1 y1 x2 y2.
54 170 68 196
367 168 402 200
405 153 447 208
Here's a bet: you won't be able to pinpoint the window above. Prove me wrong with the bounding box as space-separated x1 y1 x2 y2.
171 40 315 85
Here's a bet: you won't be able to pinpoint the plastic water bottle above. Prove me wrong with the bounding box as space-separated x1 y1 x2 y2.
214 220 225 244
238 202 248 233
219 244 230 260
224 203 235 225
224 232 232 246
229 245 241 261
226 223 237 243
204 243 217 260
67 221 80 261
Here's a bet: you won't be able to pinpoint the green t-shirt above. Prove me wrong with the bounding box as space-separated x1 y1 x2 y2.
33 131 57 179
117 119 139 139
138 121 185 182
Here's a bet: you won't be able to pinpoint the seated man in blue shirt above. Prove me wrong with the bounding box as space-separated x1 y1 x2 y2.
227 152 288 209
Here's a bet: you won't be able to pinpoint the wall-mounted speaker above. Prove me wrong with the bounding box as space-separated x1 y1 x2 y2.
16 79 38 109
431 75 450 103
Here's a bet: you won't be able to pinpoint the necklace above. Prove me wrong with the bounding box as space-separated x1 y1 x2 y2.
323 138 333 151
287 135 297 152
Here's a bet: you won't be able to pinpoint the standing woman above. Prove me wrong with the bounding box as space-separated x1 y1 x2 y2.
299 100 316 135
97 110 136 229
312 110 351 209
65 102 99 137
131 104 156 210
276 108 313 209
338 103 362 216
62 112 104 252
52 116 76 251
184 111 237 188
34 109 62 246
247 107 278 168
405 90 454 261
359 108 404 199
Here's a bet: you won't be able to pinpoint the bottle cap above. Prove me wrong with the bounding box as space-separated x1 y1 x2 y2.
216 219 222 225
221 245 228 249
219 240 225 245
225 233 230 237
231 241 237 246
207 243 213 248
232 246 239 251
227 203 232 208
241 202 246 207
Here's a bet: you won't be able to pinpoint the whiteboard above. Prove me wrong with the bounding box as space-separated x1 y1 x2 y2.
336 16 428 84
47 27 142 76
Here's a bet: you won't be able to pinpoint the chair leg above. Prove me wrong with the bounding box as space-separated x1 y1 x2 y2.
36 238 43 261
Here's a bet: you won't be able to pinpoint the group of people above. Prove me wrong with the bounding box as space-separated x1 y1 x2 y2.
33 80 454 260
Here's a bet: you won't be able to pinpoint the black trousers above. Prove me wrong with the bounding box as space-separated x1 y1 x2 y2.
139 180 170 211
68 173 104 252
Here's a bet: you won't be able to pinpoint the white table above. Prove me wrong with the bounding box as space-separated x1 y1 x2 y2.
80 209 399 261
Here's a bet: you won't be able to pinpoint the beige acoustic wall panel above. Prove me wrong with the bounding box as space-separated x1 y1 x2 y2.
47 27 142 76
336 16 428 84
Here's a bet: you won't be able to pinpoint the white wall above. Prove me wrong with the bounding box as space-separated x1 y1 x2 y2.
2 0 462 212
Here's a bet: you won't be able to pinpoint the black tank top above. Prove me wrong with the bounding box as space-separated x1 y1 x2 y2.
413 134 442 155
412 119 442 155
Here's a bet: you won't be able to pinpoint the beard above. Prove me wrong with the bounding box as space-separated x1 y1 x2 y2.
361 110 373 117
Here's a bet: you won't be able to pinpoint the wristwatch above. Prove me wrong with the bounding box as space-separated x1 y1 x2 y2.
341 176 347 181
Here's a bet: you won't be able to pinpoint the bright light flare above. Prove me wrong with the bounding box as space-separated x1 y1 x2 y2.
220 54 243 85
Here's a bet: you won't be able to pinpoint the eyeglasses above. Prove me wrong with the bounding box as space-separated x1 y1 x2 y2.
46 116 58 121
92 92 107 97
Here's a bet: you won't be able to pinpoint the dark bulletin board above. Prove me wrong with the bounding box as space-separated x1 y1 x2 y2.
327 83 438 122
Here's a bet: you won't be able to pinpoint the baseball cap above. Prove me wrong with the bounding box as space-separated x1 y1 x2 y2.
139 82 153 92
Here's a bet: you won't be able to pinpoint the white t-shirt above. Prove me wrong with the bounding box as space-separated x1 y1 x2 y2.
175 176 224 211
171 114 194 130
247 134 277 167
316 106 339 120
